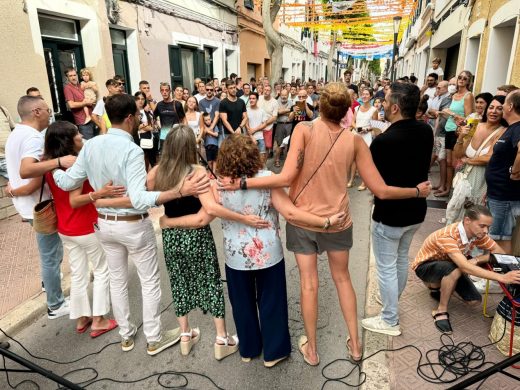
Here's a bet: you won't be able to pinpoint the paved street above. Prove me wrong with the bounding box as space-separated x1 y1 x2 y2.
0 187 373 390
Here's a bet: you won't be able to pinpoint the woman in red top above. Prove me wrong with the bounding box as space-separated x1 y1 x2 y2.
45 121 122 337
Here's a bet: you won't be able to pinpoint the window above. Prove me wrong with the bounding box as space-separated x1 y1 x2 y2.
244 0 254 10
39 14 78 42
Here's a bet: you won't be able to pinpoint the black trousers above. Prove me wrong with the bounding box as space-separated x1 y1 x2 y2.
225 259 291 361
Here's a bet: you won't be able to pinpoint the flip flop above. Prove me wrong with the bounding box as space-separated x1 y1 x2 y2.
76 318 93 334
432 311 452 334
298 335 320 366
90 319 118 338
346 336 362 364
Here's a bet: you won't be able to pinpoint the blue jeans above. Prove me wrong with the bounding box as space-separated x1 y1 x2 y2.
31 222 65 309
371 221 421 326
487 198 520 241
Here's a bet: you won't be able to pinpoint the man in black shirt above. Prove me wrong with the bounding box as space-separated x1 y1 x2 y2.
361 82 433 336
485 89 520 254
153 82 185 150
219 80 247 138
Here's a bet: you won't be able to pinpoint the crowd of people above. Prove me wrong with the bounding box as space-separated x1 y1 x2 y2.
0 58 519 369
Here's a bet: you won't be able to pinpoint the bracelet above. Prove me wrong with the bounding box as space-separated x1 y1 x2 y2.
510 166 520 175
57 157 62 169
88 192 96 202
456 141 463 145
323 217 331 230
415 186 420 198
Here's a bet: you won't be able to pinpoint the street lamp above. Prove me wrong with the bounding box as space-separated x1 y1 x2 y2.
391 15 402 82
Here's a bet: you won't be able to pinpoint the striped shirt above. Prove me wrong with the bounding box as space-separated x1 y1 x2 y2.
411 222 496 270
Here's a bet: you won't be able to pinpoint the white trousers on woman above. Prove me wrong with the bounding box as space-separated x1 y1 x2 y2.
59 232 110 319
95 218 162 343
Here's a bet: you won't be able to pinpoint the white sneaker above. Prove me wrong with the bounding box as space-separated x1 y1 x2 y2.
474 279 503 294
361 315 401 336
47 297 70 320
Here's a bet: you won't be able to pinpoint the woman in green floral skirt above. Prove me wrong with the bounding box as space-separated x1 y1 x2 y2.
148 125 268 359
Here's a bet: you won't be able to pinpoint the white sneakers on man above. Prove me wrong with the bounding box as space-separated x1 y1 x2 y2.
361 315 402 336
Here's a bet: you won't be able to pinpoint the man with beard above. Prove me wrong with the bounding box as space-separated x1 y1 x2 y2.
219 80 247 137
53 94 210 355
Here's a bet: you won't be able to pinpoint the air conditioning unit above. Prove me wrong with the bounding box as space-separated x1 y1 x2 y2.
405 36 417 49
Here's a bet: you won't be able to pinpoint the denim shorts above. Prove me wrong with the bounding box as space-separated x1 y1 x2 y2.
415 260 481 302
256 138 266 153
487 198 520 240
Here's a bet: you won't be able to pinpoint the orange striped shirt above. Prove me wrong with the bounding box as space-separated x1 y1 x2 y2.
411 222 496 270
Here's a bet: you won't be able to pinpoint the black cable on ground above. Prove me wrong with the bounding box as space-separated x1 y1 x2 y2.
0 301 225 389
320 316 509 389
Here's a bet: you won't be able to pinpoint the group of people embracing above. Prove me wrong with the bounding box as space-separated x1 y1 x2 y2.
6 81 432 368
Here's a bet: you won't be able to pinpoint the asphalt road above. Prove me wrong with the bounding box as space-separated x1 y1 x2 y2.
0 189 372 390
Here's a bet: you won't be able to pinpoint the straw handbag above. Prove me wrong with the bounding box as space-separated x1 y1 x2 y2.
33 174 57 234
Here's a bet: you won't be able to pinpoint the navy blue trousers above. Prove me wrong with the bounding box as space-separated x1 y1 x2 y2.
225 259 291 361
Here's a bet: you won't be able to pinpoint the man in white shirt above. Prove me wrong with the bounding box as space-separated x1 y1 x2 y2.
247 92 269 162
194 81 206 103
5 95 76 319
92 79 120 134
258 85 278 158
421 73 438 101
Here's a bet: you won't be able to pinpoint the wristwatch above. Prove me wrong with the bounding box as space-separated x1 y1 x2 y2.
510 166 520 175
240 175 247 190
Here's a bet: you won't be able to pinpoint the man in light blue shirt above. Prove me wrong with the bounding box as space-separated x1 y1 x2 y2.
53 94 210 356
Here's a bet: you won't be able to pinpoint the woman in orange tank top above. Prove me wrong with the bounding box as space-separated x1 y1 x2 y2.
218 82 431 365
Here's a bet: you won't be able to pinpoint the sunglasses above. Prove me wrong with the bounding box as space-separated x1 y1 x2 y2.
206 88 214 91
457 75 468 81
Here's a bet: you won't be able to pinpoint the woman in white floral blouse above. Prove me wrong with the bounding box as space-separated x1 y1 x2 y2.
161 134 345 368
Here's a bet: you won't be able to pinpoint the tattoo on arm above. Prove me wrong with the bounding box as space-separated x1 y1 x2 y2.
296 148 304 170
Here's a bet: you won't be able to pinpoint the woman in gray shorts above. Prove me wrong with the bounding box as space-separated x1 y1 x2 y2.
219 82 431 366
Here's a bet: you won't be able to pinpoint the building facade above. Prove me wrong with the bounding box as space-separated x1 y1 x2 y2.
0 0 239 122
397 0 520 93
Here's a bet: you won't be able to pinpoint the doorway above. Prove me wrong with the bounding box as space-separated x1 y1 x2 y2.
39 14 85 121
42 40 84 122
110 29 131 93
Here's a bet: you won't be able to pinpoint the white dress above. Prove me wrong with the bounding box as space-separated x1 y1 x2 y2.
355 106 376 146
187 111 201 137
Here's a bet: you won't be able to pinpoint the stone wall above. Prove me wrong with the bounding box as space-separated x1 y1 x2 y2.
0 177 17 220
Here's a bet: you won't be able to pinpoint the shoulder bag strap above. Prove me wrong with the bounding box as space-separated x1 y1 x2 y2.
293 124 346 203
463 127 502 177
39 174 47 203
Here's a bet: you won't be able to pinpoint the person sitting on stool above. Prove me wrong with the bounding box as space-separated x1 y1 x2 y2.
411 202 520 334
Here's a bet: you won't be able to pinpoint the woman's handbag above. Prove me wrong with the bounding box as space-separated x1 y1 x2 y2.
446 128 502 223
33 174 57 234
139 135 154 149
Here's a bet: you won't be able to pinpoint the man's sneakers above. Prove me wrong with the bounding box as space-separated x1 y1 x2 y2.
47 298 70 320
122 325 138 352
361 315 401 336
147 328 181 356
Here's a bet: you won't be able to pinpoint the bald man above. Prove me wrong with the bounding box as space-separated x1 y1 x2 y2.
5 95 75 319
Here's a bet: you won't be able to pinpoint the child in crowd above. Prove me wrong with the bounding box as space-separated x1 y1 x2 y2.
80 68 98 124
200 112 218 176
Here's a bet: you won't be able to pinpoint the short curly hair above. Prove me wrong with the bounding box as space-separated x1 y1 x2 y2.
216 134 263 179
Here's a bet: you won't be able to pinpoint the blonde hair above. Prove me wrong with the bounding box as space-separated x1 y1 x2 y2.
154 125 198 191
319 82 351 123
80 68 93 81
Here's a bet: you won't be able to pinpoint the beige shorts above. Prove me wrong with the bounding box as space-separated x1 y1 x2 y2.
434 136 446 160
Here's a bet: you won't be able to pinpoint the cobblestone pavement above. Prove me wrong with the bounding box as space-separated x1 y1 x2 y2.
0 216 69 317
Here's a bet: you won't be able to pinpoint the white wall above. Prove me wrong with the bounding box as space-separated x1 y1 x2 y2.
482 24 516 93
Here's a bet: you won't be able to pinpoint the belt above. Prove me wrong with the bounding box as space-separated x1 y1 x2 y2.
277 121 291 124
98 212 149 221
